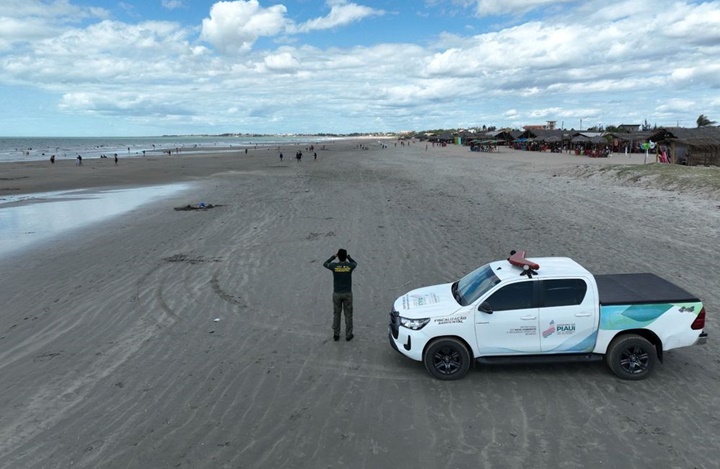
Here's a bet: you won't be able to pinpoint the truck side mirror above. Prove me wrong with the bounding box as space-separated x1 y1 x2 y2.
479 302 493 314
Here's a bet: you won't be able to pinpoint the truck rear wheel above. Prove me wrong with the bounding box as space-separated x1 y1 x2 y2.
606 334 657 380
424 338 471 380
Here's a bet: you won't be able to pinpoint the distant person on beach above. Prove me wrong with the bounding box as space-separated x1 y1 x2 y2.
50 155 55 164
114 154 118 165
279 152 283 162
314 152 317 161
76 155 83 166
323 249 358 342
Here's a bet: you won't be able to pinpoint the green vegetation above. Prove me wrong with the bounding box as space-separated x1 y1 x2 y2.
696 114 716 127
593 163 720 196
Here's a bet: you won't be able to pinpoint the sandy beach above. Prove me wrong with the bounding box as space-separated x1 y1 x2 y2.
1 141 719 468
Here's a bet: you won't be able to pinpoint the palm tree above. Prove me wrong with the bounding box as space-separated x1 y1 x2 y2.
697 114 716 127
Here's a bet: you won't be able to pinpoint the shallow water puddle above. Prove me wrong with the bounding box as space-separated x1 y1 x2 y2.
0 184 189 257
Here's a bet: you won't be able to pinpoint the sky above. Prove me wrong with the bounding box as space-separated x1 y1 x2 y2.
1 0 719 136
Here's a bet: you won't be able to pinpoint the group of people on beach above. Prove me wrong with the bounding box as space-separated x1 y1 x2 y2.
53 153 118 165
282 149 318 162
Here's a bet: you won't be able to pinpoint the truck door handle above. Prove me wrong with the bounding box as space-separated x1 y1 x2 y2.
575 313 592 317
521 315 537 320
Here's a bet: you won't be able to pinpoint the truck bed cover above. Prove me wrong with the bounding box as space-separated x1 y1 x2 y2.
595 273 699 305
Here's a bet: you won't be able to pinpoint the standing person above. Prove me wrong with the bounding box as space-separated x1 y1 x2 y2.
314 152 317 161
50 155 55 164
114 154 118 165
279 152 283 162
323 249 358 341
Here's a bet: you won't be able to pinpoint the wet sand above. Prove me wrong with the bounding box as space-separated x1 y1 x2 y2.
1 142 719 468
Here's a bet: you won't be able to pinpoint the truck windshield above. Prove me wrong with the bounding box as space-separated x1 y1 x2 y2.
454 264 501 306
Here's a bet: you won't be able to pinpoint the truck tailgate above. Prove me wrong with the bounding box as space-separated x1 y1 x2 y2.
595 273 700 305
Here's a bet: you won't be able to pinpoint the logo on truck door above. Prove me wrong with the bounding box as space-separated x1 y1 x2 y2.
542 320 576 338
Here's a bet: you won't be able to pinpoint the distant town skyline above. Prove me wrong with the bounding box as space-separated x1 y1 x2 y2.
2 0 719 137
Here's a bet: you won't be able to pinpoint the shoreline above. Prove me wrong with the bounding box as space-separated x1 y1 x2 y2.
0 135 386 164
0 143 330 197
2 141 718 200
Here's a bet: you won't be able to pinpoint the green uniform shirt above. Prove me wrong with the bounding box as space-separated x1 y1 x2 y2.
323 256 357 293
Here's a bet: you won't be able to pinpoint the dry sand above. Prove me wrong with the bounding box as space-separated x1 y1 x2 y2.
1 142 719 468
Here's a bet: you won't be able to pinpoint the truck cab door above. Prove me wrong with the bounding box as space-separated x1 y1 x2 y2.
475 280 541 355
539 278 598 353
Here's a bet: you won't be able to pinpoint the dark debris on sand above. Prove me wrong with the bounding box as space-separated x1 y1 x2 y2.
174 204 221 211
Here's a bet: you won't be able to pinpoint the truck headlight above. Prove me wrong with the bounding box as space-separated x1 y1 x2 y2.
400 317 431 330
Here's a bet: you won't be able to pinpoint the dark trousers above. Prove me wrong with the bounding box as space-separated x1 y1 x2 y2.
332 292 353 338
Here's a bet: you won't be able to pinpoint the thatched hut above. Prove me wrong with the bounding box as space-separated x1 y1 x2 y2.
648 127 720 166
604 131 654 153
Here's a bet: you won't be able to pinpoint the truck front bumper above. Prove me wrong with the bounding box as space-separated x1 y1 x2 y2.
388 327 401 352
388 311 426 361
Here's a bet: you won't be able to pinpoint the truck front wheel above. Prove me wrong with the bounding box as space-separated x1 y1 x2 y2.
606 334 657 380
424 338 471 380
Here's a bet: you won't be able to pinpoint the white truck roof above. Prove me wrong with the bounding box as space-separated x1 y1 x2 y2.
489 257 592 281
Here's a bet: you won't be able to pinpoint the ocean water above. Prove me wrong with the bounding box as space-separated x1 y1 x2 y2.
0 135 334 163
0 184 190 258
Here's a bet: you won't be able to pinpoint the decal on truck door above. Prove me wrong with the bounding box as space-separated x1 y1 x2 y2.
542 320 577 337
508 326 538 336
542 320 556 338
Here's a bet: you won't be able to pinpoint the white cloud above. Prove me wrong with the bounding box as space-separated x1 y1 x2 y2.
467 0 574 17
59 90 194 117
670 63 720 88
529 107 564 118
162 0 186 10
656 98 697 114
63 21 183 57
2 0 92 19
0 19 196 88
198 0 384 54
262 51 300 73
200 1 289 54
655 2 720 40
296 0 384 32
0 0 109 51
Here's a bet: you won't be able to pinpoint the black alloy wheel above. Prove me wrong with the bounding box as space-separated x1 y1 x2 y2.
424 338 471 380
607 334 657 380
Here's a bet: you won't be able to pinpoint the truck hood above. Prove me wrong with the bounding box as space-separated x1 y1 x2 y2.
393 282 460 318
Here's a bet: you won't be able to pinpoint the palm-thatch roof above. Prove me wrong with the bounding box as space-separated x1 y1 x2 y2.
649 127 720 166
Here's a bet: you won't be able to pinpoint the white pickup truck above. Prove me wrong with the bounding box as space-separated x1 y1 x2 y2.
388 251 708 380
